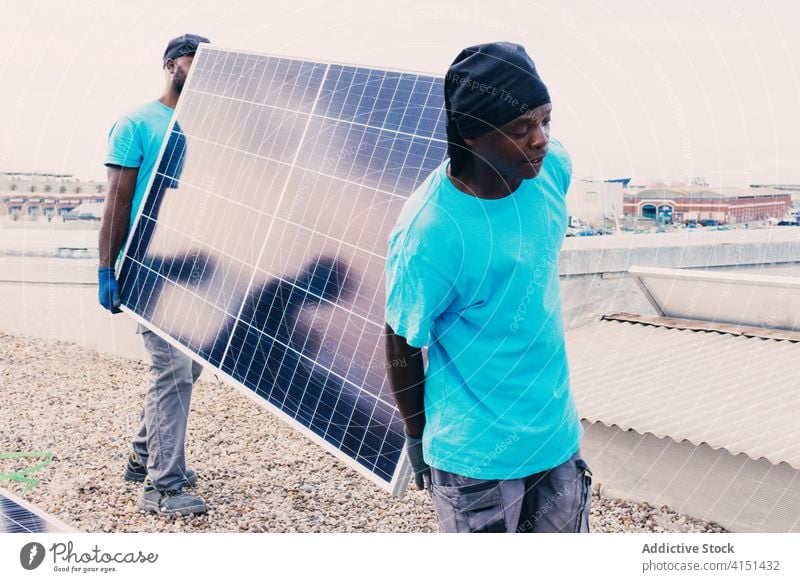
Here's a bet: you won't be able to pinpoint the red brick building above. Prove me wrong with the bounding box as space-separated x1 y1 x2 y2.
623 187 790 224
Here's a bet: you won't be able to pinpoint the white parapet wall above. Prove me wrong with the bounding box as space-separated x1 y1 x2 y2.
2 228 799 365
582 421 800 533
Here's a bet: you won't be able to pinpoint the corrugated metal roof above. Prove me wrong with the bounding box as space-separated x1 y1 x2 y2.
566 316 800 469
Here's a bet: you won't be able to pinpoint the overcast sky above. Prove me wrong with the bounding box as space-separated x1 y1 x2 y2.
1 0 798 185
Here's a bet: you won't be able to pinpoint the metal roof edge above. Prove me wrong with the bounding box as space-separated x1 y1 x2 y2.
601 312 800 342
581 419 800 471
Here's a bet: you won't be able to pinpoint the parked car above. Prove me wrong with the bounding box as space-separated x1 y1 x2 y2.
62 202 103 222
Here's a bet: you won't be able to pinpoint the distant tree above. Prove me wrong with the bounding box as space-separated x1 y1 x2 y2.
59 185 66 193
74 186 81 193
95 184 105 193
44 184 52 192
29 185 36 192
9 183 16 191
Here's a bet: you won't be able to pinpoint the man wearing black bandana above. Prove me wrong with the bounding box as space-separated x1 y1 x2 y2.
385 42 592 533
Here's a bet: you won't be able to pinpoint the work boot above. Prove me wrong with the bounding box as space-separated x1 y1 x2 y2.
137 481 207 517
124 451 198 487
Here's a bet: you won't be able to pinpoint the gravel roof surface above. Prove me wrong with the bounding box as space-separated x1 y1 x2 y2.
0 331 726 533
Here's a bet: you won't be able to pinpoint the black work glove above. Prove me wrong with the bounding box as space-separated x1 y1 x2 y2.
405 430 431 491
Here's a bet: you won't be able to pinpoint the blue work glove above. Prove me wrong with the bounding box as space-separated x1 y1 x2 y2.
98 267 122 313
405 430 431 491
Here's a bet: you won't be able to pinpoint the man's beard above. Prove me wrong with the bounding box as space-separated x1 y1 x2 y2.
173 76 185 95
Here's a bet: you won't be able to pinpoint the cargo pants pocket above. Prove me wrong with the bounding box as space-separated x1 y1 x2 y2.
527 453 593 533
431 479 507 533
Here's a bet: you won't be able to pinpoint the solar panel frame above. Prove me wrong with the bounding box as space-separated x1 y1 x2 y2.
0 489 76 533
116 45 450 495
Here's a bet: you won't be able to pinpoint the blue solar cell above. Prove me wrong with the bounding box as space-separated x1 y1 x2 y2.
368 72 399 128
0 495 46 533
0 492 68 533
118 47 448 493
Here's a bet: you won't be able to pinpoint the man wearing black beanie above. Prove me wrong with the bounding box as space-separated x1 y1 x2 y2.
385 42 591 533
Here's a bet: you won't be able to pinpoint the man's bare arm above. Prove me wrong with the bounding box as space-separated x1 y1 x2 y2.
384 323 426 438
99 165 138 268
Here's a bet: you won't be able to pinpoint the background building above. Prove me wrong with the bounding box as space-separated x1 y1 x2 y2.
623 185 790 224
751 184 800 208
0 172 105 219
566 178 627 228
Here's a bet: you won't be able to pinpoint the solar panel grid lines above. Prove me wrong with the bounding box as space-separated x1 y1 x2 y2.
118 45 449 493
211 56 332 370
125 195 385 336
0 490 75 533
161 94 442 207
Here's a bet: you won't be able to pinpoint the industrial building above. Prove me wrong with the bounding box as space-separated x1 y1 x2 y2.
623 185 791 224
566 178 626 228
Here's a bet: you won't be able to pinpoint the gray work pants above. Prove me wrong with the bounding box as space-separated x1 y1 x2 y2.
430 451 592 533
132 325 202 490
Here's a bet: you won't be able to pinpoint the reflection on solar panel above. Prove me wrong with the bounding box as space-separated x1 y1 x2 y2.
0 490 74 533
117 47 447 494
629 266 800 331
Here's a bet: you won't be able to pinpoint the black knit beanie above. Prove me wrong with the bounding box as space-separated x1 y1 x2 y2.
444 42 550 139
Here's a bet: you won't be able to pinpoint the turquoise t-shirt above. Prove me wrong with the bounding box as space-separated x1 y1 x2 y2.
385 138 582 480
104 100 174 236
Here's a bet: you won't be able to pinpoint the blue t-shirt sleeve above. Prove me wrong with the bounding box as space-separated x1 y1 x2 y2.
105 116 143 168
385 229 456 349
549 139 572 195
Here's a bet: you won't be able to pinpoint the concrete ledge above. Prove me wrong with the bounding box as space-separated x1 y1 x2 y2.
560 229 800 276
0 283 144 360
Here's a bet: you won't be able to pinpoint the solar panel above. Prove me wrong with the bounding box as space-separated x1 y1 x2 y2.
0 489 74 533
117 47 448 494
